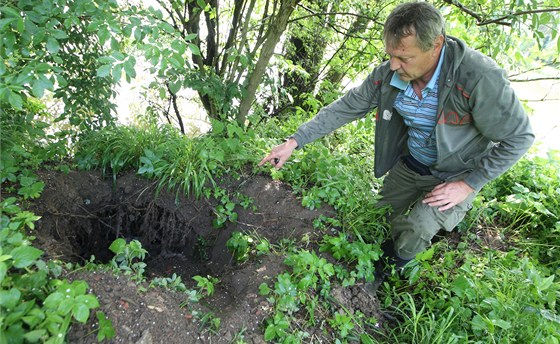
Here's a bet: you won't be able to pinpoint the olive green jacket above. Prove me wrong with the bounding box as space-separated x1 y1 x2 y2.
292 36 534 192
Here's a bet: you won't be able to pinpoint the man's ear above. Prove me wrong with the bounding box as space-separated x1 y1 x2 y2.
433 35 445 54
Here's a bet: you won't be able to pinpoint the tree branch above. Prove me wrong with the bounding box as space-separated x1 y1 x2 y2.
479 8 560 26
441 0 509 26
166 83 185 134
510 77 560 82
288 10 384 27
443 0 560 26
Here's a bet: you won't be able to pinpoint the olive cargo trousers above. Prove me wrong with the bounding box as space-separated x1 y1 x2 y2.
377 160 477 260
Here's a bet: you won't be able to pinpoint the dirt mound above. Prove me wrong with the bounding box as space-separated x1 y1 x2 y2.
31 169 382 343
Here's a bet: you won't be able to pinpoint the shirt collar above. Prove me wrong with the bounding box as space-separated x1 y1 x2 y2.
390 45 446 91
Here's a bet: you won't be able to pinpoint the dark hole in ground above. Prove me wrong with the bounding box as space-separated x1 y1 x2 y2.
71 202 220 280
33 171 233 282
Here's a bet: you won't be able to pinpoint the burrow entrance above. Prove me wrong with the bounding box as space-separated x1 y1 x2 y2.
33 170 235 281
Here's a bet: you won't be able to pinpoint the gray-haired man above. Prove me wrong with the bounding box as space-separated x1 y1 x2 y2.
260 2 534 292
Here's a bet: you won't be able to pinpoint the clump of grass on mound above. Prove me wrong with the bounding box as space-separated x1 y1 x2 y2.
75 121 252 199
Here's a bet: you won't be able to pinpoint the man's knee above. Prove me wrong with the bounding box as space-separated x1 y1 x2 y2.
393 228 432 260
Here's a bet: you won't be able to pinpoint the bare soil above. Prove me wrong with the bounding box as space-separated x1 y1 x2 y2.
30 169 383 343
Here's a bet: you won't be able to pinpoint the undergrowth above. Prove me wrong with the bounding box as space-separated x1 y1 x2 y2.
2 98 559 343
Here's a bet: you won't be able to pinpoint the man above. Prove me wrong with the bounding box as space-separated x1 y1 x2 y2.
259 2 534 291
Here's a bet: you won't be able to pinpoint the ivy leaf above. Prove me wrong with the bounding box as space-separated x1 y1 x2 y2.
11 246 43 268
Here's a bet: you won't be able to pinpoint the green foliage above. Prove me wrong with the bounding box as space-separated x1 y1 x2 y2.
108 238 148 281
476 151 560 265
150 273 188 292
0 198 108 343
1 99 70 200
193 275 220 298
320 233 382 285
0 0 133 130
226 232 253 263
384 250 560 343
438 0 559 71
76 121 252 199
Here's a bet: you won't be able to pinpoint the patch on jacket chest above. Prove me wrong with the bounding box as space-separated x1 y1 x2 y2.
382 109 393 121
437 111 473 125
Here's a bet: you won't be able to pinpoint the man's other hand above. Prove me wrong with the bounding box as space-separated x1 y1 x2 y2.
423 180 474 211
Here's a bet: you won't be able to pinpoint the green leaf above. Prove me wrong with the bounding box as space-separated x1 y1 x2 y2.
96 311 116 341
264 324 277 341
73 302 91 323
11 246 43 268
188 43 201 56
8 91 23 110
18 181 45 199
0 288 21 309
76 294 100 309
258 283 271 295
0 18 15 30
124 60 136 79
31 77 53 98
0 262 7 282
415 246 434 261
360 333 374 344
184 33 198 40
492 319 511 330
97 64 112 78
0 6 21 19
24 329 47 342
168 80 181 94
46 37 60 54
51 29 68 40
159 22 175 33
109 238 126 254
450 275 470 297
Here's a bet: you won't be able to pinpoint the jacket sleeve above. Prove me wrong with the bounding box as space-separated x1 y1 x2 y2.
292 70 381 148
463 68 535 191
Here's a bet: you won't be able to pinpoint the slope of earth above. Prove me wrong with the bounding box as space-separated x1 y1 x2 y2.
30 170 382 343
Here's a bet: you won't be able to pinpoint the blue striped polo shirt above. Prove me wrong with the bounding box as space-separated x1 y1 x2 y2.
390 46 446 166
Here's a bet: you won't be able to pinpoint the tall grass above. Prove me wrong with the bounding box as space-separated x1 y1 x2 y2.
75 122 251 199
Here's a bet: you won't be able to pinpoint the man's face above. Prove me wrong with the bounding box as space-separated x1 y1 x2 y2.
385 35 442 83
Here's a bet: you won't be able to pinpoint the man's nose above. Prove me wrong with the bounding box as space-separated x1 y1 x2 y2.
389 57 400 71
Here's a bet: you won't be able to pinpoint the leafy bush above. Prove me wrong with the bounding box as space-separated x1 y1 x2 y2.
0 198 111 343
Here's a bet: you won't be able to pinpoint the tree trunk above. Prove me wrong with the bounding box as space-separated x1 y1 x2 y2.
236 0 300 125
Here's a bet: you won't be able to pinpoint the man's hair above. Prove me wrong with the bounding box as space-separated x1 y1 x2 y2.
384 2 445 51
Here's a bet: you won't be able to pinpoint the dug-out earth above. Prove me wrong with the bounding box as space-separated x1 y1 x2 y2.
30 169 382 343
